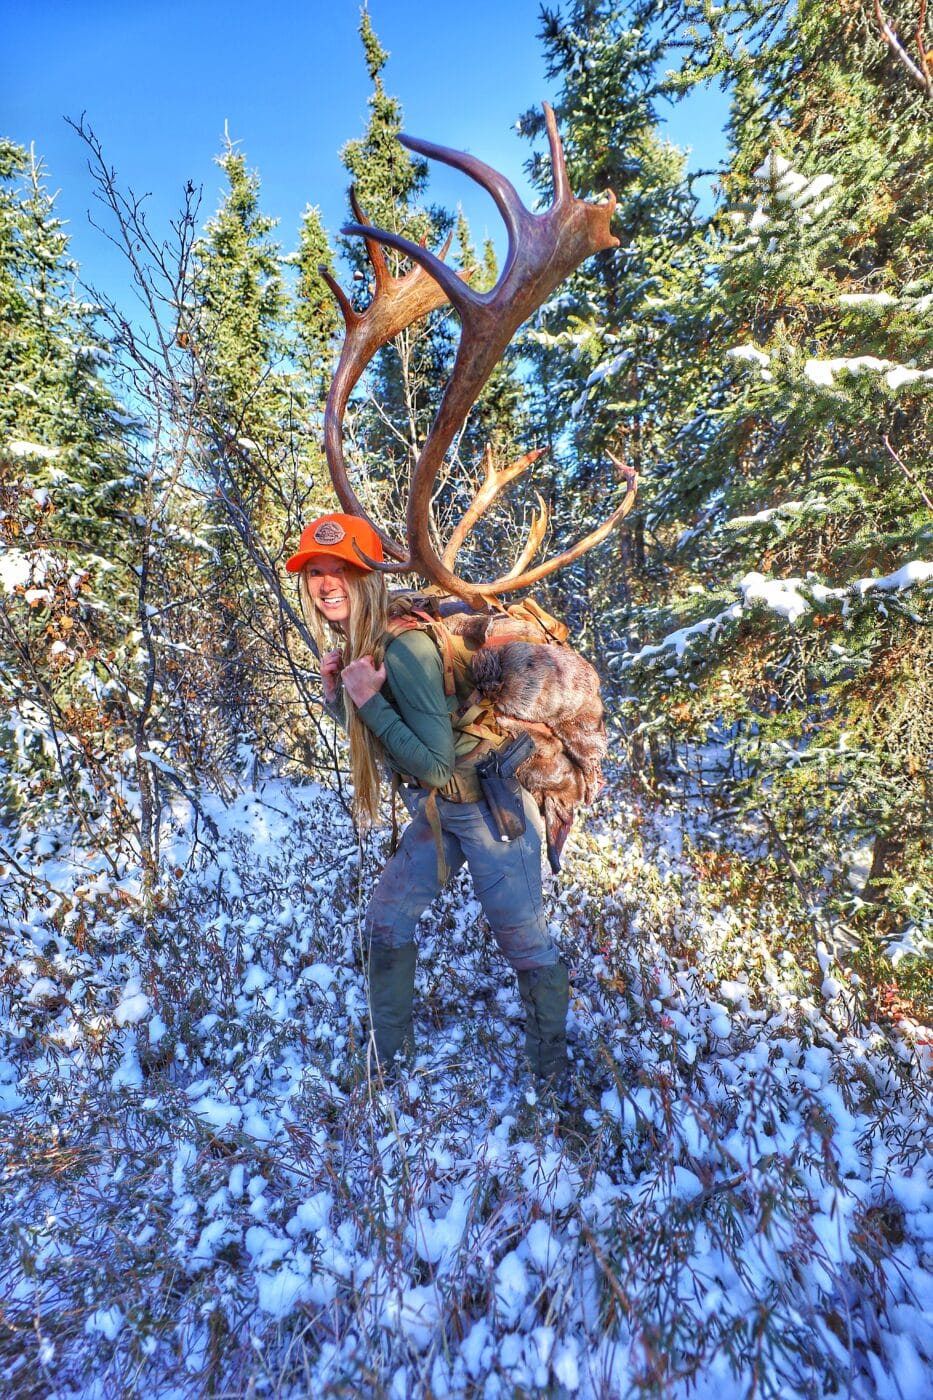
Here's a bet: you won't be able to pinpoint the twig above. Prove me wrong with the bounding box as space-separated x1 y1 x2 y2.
882 434 933 512
920 0 932 88
874 0 933 93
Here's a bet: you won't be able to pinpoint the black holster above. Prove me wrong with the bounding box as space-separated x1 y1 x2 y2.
476 732 535 843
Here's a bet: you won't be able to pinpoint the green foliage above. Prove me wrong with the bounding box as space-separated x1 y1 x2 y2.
517 2 708 649
611 0 932 964
0 140 138 836
293 203 339 388
191 140 292 459
0 139 134 549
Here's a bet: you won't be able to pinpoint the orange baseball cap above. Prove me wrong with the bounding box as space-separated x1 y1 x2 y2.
285 513 385 573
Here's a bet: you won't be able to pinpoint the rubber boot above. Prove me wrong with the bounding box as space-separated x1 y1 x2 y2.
517 961 569 1093
367 941 417 1072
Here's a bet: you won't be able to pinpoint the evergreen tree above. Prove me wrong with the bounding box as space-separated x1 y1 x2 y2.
0 139 134 549
621 0 932 973
187 138 321 757
0 140 138 843
293 202 339 395
191 138 295 503
518 1 707 645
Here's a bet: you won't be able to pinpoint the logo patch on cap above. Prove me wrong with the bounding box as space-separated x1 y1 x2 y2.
312 519 346 546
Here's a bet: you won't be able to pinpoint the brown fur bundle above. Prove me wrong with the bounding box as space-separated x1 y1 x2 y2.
470 640 607 869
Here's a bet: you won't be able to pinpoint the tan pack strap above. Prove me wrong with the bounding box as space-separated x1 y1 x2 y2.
413 611 457 697
453 694 506 747
389 772 401 857
423 789 449 884
455 701 489 729
459 720 502 743
380 612 458 698
507 597 569 644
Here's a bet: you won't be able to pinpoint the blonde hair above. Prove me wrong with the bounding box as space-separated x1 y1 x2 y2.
299 564 390 826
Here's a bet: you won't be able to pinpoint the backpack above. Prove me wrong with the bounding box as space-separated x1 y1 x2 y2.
376 591 607 872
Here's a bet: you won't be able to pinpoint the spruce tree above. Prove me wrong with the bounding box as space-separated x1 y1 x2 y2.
622 0 932 976
518 2 707 647
293 203 339 396
0 140 138 843
187 138 318 757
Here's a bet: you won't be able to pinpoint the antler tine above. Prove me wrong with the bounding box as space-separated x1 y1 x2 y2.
319 264 358 331
348 186 390 292
398 131 526 268
441 445 545 570
322 208 460 564
341 219 475 320
500 492 550 582
484 465 639 593
544 102 572 206
341 105 622 607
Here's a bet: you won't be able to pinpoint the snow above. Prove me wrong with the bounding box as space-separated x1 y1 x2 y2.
726 342 770 366
257 1264 311 1319
2 774 930 1398
740 571 810 622
621 557 932 670
622 602 742 665
84 1306 124 1341
189 1095 242 1131
287 1192 333 1236
728 501 819 527
855 560 933 592
5 439 60 460
804 355 933 390
383 1284 442 1351
495 1250 530 1323
886 926 932 967
839 292 897 306
113 976 150 1025
751 152 835 215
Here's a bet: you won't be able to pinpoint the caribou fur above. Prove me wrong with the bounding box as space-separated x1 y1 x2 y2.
442 610 607 869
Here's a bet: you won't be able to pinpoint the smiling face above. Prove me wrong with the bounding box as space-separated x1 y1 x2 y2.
302 553 363 628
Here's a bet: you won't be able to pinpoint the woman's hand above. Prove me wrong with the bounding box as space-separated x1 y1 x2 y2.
320 649 344 705
341 655 387 707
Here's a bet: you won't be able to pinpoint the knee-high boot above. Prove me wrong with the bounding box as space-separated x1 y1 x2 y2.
367 942 417 1069
517 961 569 1088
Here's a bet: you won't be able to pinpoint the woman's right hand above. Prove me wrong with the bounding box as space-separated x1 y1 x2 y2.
320 649 344 705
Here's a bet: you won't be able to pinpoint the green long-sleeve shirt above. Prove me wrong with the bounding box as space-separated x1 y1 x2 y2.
325 630 456 788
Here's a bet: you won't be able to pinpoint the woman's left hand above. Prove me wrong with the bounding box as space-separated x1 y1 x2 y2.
341 655 387 707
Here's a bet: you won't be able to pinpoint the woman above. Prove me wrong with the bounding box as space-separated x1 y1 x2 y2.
286 512 569 1091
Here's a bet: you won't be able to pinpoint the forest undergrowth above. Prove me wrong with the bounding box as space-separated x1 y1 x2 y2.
1 763 931 1400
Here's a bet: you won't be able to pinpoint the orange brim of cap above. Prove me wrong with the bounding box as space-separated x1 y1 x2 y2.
285 540 374 572
285 514 384 573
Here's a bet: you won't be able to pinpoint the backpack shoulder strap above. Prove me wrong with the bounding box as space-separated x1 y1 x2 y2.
411 610 459 698
375 612 458 698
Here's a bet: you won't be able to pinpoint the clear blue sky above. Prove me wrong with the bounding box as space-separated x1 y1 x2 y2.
3 0 729 299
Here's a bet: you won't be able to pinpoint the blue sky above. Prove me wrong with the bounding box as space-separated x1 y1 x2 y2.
3 0 730 299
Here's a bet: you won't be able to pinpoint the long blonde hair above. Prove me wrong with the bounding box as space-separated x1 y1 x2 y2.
298 564 389 825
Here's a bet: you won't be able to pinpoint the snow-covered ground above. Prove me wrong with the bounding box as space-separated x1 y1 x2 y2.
2 775 931 1398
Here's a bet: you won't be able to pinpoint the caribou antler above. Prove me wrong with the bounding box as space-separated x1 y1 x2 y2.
323 104 637 607
440 443 546 571
321 189 462 561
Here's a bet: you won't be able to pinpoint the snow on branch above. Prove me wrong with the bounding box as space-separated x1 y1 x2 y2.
725 344 933 392
620 561 933 668
804 356 933 390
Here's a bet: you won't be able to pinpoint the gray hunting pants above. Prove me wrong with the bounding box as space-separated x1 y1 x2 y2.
365 789 560 971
